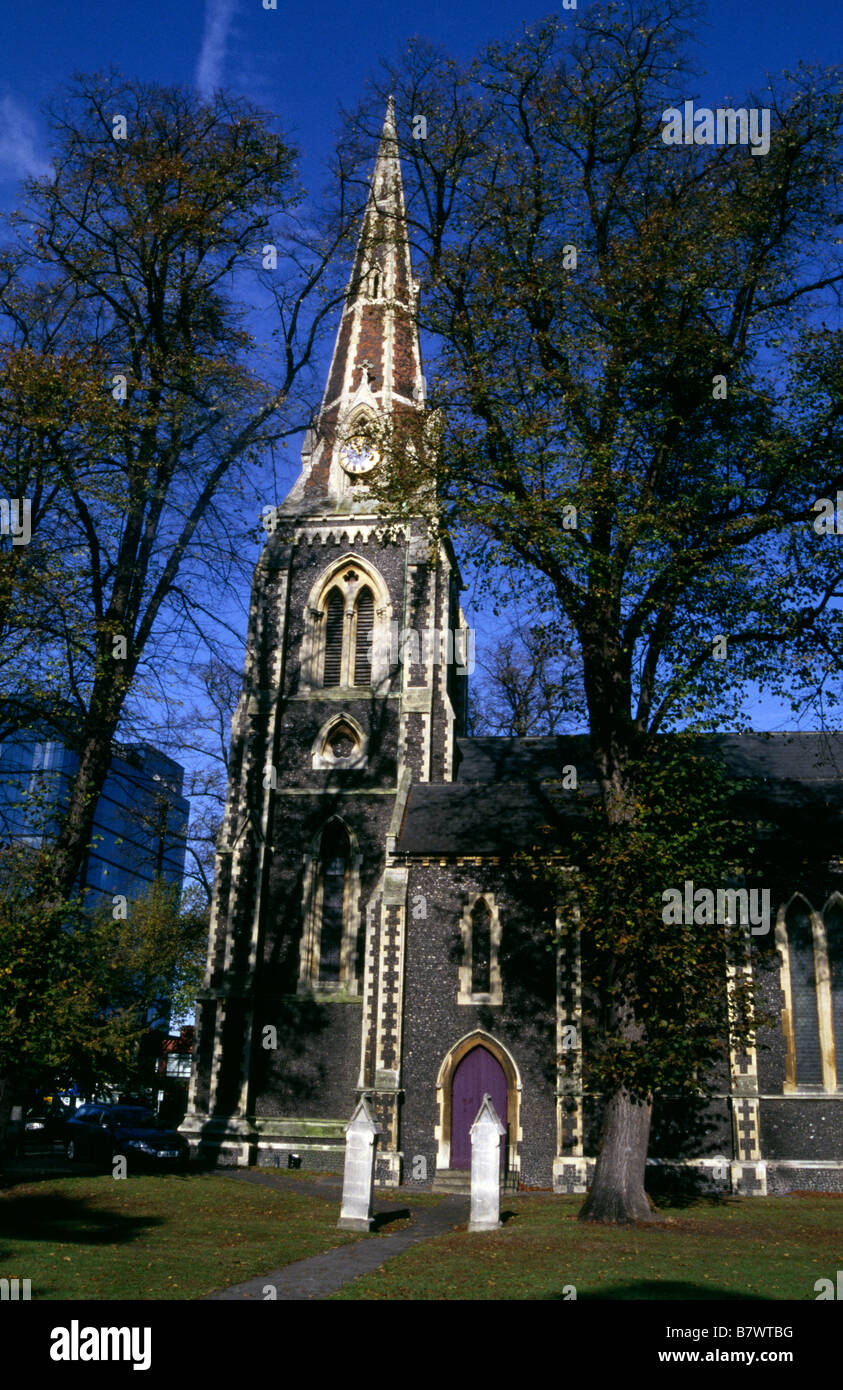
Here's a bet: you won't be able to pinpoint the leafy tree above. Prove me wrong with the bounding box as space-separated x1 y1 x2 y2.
0 847 205 1155
348 1 843 1218
548 738 761 1221
94 879 207 1040
0 849 107 1128
0 71 351 900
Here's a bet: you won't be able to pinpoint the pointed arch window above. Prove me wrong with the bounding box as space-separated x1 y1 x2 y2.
318 822 347 984
826 899 843 1087
302 558 392 692
315 569 384 688
458 893 502 1006
777 893 841 1091
298 819 362 995
311 713 367 771
471 900 492 995
786 897 822 1086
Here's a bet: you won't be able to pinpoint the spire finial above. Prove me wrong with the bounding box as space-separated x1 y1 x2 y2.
384 94 397 139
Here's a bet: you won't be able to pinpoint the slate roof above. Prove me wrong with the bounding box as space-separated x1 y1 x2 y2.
395 732 843 857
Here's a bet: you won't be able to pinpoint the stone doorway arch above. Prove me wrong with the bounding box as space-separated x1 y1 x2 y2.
434 1031 522 1178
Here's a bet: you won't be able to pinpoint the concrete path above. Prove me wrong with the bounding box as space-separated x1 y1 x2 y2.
205 1170 468 1300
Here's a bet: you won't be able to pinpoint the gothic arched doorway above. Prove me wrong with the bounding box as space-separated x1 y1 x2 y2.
435 1031 521 1178
451 1045 508 1169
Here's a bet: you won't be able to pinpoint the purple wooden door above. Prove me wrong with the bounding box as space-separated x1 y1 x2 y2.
450 1046 507 1170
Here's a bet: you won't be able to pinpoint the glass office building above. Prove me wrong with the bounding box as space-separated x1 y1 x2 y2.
0 726 189 905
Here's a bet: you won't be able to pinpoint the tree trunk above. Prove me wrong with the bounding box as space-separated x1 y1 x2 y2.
0 1073 17 1172
578 1088 656 1223
574 683 658 1223
50 726 116 899
50 665 130 901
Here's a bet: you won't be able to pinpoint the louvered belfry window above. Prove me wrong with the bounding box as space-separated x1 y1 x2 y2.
471 899 492 995
318 570 380 688
353 587 374 685
323 588 344 687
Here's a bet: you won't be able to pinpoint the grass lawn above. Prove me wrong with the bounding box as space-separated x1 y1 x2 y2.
5 1173 839 1301
330 1194 843 1300
0 1172 370 1300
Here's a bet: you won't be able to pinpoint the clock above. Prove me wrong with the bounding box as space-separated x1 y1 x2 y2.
340 436 380 475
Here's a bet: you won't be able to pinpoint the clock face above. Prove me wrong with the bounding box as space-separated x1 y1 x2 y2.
340 436 380 475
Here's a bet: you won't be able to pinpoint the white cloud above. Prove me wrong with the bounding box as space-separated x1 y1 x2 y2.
195 0 238 98
0 95 50 181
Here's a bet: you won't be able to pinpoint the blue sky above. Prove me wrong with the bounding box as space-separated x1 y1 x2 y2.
2 0 839 198
2 0 841 737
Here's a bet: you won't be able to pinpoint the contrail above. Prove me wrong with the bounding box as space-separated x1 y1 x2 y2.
195 0 238 98
0 95 50 179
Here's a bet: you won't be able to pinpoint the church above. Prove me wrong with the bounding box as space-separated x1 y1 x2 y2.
182 102 843 1198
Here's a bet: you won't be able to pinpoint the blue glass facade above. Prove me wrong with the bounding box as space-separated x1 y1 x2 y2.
0 729 189 905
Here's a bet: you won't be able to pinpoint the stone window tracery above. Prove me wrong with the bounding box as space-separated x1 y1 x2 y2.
298 817 363 995
458 893 502 1006
311 713 367 771
777 893 842 1091
301 558 391 692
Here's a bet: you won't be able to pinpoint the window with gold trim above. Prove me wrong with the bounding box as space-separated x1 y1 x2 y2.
776 893 841 1091
300 560 391 692
319 575 375 688
457 893 502 1006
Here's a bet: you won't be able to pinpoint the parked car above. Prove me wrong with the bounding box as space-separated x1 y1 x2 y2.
64 1104 189 1171
23 1100 71 1146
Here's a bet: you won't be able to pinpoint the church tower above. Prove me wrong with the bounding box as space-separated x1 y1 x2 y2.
180 102 843 1198
183 101 470 1175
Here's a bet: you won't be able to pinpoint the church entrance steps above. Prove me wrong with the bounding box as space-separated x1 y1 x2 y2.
432 1168 519 1195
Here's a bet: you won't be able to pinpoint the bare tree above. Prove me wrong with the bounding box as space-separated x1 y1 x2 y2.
165 659 241 906
470 616 585 735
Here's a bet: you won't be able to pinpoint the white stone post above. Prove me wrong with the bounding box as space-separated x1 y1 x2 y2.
468 1093 506 1233
337 1095 382 1231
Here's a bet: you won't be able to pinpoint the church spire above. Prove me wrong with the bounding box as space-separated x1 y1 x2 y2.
292 97 426 505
